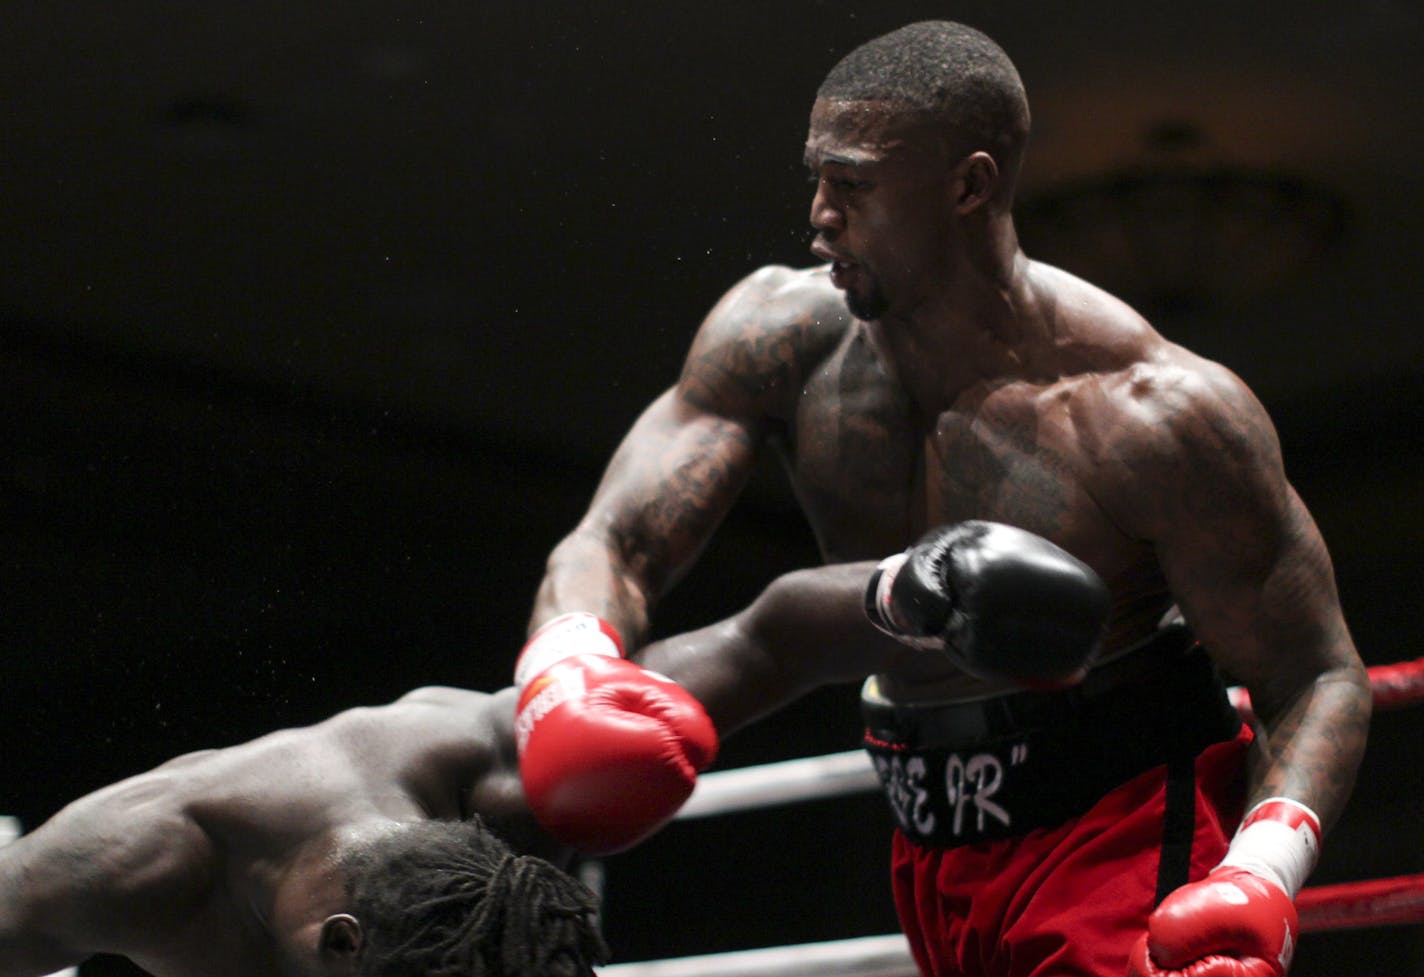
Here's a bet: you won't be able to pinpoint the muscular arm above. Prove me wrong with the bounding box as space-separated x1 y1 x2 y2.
531 386 761 648
530 266 825 649
1106 357 1370 833
0 835 87 977
634 561 915 736
0 781 215 976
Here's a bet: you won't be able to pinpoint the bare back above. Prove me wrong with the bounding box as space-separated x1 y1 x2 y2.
0 687 530 977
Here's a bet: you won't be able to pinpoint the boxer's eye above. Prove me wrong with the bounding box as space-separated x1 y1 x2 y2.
807 173 870 193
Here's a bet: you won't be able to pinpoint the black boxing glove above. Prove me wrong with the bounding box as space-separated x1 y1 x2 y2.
864 521 1110 688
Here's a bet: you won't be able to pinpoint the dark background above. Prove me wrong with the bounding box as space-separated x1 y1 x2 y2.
3 2 1422 973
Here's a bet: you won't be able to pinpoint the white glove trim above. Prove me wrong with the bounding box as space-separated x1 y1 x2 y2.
515 612 623 688
1219 796 1322 899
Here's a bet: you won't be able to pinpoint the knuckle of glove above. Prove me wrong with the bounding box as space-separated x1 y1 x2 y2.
551 682 717 768
602 683 718 770
947 523 1109 685
521 727 703 854
1147 870 1296 976
516 657 718 854
1128 934 1169 977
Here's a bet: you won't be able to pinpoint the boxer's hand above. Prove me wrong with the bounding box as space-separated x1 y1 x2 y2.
863 520 1110 688
516 651 718 854
1127 867 1299 977
1129 798 1321 977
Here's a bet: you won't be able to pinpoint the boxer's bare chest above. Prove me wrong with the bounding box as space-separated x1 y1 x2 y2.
780 342 1149 588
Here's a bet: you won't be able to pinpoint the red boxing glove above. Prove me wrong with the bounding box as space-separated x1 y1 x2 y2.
1129 798 1321 977
1128 867 1298 977
515 615 718 854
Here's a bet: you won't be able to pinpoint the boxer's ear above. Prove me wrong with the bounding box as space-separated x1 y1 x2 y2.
952 151 998 214
318 914 363 974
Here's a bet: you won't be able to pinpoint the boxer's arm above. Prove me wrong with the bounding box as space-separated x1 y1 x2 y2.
1109 359 1369 976
533 532 1105 849
635 524 1111 736
634 561 911 736
0 848 80 977
1122 363 1370 832
529 266 827 652
0 795 214 976
531 385 761 650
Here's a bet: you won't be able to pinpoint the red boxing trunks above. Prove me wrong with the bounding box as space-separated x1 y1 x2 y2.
863 627 1250 977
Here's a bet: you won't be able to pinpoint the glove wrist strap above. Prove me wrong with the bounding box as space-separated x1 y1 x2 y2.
515 612 624 688
864 553 941 652
1220 797 1322 899
864 552 909 633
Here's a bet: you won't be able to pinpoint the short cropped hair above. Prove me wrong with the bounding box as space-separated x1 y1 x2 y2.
818 21 1031 187
343 817 609 977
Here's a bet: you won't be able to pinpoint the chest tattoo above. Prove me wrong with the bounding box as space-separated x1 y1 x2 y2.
930 409 1075 538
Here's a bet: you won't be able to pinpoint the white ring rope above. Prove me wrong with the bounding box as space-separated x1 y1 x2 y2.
677 749 879 820
597 933 916 977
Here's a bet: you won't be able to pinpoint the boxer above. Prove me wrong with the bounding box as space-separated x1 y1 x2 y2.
522 19 1371 977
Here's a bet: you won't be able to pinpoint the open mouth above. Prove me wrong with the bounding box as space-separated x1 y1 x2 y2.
829 260 858 290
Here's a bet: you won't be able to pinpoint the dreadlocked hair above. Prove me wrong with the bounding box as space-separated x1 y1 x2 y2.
343 817 610 977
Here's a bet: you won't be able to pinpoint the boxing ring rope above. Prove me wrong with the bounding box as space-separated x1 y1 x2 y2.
1226 656 1424 725
598 658 1424 977
675 747 879 820
599 934 919 977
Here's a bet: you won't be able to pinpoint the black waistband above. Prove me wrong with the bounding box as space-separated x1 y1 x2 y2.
863 624 1213 746
861 626 1243 847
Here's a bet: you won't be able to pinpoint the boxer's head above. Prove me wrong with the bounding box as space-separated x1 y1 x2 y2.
806 22 1031 321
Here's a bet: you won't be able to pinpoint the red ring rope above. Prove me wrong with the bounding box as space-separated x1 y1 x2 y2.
1228 657 1424 725
1299 872 1424 932
1360 658 1424 709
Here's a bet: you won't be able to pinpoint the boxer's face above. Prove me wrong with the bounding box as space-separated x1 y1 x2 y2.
805 98 958 321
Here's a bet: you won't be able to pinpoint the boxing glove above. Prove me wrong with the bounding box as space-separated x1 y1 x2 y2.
864 520 1109 688
1128 798 1321 977
515 613 719 854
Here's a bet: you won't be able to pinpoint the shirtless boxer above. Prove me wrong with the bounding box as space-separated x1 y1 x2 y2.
0 686 608 977
0 524 1104 977
521 20 1371 977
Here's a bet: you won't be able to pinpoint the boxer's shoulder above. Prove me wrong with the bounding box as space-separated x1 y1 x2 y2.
340 688 507 765
1076 344 1278 496
737 261 844 304
6 767 218 943
702 263 852 344
393 684 499 713
685 265 853 414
